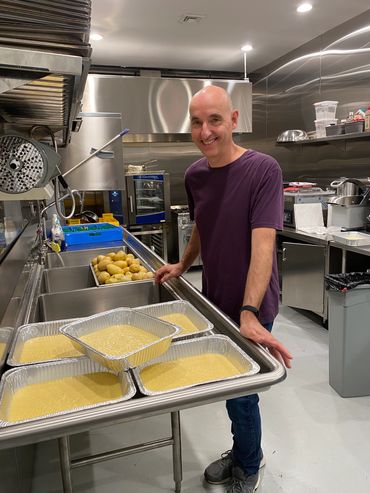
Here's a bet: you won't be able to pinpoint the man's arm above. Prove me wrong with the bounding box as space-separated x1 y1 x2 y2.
155 225 200 284
240 227 292 368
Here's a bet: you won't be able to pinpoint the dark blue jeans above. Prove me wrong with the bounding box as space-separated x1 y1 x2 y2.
226 322 273 476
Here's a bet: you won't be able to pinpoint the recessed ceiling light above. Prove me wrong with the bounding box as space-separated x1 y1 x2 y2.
241 44 253 52
90 33 103 41
297 3 313 13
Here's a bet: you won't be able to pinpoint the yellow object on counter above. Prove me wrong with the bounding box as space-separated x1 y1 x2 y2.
99 213 119 226
0 342 7 360
159 313 198 336
7 373 122 422
66 218 81 225
140 353 247 391
80 324 159 356
18 334 82 363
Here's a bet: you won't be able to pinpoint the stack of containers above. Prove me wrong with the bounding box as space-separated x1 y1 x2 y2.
314 101 338 138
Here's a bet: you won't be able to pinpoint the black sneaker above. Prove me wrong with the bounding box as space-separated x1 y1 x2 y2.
204 451 265 485
226 466 261 493
204 450 233 484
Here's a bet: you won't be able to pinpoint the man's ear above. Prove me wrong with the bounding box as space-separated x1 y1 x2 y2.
231 110 239 129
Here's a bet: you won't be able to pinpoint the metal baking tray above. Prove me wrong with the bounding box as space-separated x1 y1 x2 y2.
0 357 136 427
90 249 154 287
60 308 180 372
133 335 260 396
0 327 13 372
331 231 370 246
134 300 213 340
7 319 83 367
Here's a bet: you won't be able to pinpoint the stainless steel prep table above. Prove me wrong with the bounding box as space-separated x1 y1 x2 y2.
0 229 286 493
278 228 370 321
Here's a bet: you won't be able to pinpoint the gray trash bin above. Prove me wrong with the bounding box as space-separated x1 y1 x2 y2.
328 285 370 397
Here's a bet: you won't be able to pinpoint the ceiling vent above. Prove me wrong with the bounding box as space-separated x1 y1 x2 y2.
178 14 205 24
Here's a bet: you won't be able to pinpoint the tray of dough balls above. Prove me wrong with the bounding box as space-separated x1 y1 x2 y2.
0 327 13 373
60 307 180 372
132 335 260 396
90 249 154 286
7 319 84 367
0 357 136 427
133 300 214 340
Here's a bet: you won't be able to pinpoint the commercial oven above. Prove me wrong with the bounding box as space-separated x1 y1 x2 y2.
124 172 171 226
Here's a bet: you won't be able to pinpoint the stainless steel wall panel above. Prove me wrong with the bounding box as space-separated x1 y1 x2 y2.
246 11 370 187
82 75 252 134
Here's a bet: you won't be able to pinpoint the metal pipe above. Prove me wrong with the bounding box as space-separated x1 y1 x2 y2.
58 436 73 493
71 436 174 468
171 411 183 493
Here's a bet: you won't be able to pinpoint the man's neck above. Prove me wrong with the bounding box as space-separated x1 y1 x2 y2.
208 145 247 168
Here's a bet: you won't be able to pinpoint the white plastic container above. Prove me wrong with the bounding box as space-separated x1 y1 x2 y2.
314 101 338 120
315 119 337 138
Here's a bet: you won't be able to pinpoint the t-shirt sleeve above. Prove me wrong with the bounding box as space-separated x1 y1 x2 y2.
250 159 283 230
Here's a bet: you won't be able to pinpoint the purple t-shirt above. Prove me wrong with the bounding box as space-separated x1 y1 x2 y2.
185 149 283 325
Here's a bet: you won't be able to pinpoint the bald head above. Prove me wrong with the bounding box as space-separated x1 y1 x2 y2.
190 85 233 113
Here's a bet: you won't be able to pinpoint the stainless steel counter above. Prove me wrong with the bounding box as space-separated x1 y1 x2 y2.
0 229 286 492
280 227 370 256
278 228 370 321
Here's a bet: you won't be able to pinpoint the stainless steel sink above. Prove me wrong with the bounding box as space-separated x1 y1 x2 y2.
45 247 122 268
35 282 173 321
41 266 96 293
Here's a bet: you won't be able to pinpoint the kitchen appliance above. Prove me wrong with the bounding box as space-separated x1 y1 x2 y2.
327 192 370 230
0 135 61 194
328 178 370 230
168 206 202 266
124 172 171 226
330 177 370 197
284 188 335 227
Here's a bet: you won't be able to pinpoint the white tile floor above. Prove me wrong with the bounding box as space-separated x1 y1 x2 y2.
31 269 370 493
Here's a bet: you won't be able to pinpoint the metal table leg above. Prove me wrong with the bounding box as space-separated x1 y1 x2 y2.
58 436 73 493
171 411 182 493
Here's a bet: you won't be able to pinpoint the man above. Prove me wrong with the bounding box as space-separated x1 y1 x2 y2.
155 85 292 493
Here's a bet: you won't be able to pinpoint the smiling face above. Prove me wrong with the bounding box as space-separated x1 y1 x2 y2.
189 86 239 167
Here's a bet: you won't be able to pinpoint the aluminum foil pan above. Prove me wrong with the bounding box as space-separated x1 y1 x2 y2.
60 308 180 372
134 300 213 340
0 327 13 372
0 357 136 427
7 318 83 367
133 335 260 396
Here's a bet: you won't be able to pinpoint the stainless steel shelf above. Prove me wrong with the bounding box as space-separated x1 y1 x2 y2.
276 132 370 146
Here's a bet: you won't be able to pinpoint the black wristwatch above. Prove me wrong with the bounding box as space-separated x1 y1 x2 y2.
240 305 259 318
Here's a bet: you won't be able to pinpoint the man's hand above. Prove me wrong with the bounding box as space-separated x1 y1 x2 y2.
155 262 184 284
240 311 292 368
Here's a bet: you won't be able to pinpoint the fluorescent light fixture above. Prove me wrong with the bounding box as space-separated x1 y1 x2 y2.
241 44 253 52
297 3 312 13
90 33 103 41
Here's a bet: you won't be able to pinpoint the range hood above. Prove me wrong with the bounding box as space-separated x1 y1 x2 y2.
82 74 252 136
0 45 90 146
0 0 91 147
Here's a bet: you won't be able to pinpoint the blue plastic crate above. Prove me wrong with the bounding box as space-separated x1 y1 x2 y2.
62 223 123 246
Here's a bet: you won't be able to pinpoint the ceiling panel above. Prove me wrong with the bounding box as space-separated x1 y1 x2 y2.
89 1 370 72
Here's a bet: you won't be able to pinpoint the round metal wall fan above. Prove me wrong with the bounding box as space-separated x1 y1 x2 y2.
0 135 61 193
